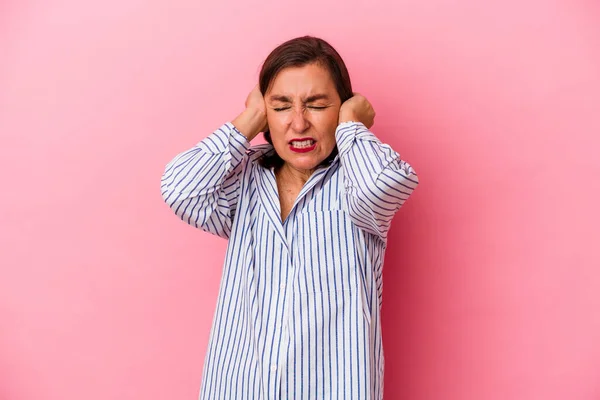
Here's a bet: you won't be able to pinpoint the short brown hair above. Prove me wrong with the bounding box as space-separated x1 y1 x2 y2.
258 36 353 169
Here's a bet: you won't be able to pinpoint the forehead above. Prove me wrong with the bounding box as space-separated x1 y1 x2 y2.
267 63 338 97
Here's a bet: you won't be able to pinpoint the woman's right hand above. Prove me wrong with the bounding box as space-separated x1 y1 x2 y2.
232 85 268 141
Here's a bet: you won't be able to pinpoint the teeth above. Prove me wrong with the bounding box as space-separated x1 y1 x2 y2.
291 140 315 149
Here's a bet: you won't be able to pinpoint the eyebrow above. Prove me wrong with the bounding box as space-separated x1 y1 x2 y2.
305 94 330 102
268 94 331 103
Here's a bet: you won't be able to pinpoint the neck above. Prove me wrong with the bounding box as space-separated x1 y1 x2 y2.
279 163 314 187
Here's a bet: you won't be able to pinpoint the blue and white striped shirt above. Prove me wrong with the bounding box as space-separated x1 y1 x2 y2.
161 121 418 399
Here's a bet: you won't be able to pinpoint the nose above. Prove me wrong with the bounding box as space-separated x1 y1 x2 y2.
290 107 310 133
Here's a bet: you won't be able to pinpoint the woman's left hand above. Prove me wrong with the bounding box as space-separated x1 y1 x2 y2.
339 93 376 129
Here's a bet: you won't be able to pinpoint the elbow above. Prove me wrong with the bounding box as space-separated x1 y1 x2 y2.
399 160 419 188
160 179 178 210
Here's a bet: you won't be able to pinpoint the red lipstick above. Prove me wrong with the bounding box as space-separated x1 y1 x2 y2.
289 138 316 153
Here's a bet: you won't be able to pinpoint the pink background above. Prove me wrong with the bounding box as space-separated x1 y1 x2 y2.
1 0 599 399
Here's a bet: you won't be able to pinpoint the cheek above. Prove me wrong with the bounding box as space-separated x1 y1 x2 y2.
315 128 336 155
267 111 288 126
314 109 339 129
314 111 339 147
266 114 287 146
320 134 336 152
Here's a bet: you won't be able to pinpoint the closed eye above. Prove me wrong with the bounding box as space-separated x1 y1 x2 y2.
272 106 328 112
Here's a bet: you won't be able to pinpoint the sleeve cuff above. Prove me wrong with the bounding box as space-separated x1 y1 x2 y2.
335 121 379 156
224 122 251 165
196 122 251 165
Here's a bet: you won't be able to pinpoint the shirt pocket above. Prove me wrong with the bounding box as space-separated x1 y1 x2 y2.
294 210 360 294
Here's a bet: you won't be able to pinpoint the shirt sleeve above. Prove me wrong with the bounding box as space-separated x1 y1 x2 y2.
161 122 250 239
335 121 419 241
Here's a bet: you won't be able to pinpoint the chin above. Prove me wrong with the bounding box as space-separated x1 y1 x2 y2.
286 156 322 171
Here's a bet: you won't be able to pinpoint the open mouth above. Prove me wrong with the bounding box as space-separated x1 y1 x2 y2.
289 139 316 153
290 139 315 149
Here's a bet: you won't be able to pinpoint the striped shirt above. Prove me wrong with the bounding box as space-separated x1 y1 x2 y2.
161 121 418 399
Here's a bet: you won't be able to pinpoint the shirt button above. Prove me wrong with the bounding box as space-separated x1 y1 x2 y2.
280 284 286 290
271 365 277 372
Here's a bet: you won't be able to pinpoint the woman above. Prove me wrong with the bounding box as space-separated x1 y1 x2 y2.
161 36 418 399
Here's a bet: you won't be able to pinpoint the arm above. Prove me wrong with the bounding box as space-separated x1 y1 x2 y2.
161 87 267 239
160 122 250 239
336 122 418 240
337 94 419 240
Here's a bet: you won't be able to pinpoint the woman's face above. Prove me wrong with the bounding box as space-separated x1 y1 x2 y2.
265 63 342 173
